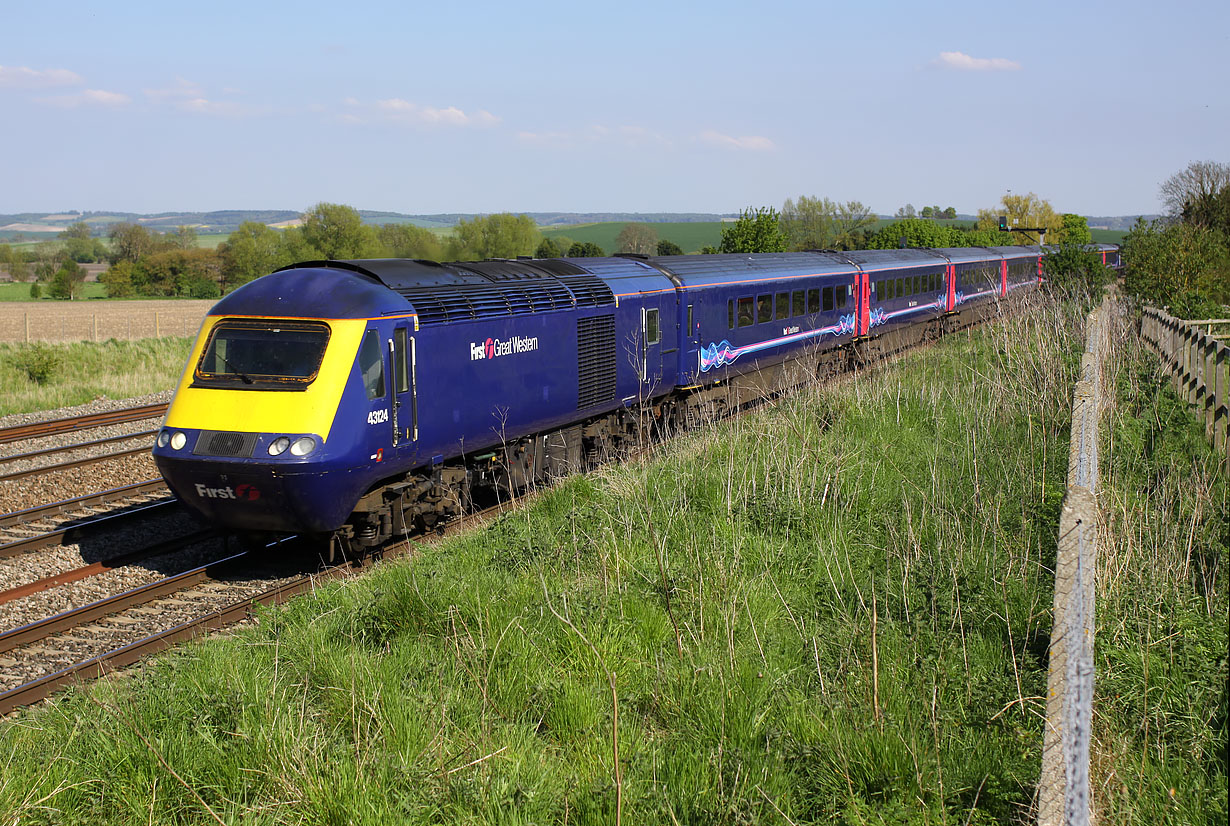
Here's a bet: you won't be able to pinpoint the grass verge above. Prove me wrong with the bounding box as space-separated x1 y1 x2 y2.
1091 305 1228 823
0 338 192 415
0 297 1221 824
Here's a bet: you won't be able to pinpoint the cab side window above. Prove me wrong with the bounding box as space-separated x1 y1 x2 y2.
359 330 385 400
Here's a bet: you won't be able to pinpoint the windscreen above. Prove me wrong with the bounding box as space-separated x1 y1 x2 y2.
194 320 331 390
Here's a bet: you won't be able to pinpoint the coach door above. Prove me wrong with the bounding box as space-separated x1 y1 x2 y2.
638 296 674 392
387 325 417 449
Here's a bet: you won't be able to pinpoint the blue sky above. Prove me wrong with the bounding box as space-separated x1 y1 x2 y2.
1 0 1226 217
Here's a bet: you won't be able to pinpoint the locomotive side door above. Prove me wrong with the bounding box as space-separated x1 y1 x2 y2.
388 325 417 449
638 298 666 393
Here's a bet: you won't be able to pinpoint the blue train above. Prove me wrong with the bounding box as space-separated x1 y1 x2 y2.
152 243 1119 555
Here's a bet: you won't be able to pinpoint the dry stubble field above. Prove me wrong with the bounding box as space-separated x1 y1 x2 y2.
0 300 215 343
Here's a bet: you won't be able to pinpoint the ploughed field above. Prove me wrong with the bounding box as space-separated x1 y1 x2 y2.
0 300 214 343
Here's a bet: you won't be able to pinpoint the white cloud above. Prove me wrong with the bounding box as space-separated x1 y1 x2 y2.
699 130 775 151
143 77 204 102
934 51 1021 71
0 64 82 88
366 98 500 127
35 89 131 107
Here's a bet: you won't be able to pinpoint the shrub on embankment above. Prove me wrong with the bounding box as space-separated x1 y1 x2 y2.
0 297 1222 824
0 338 192 415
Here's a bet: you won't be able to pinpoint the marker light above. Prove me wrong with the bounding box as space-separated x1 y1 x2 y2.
157 430 170 448
170 432 187 450
289 436 317 456
268 437 291 456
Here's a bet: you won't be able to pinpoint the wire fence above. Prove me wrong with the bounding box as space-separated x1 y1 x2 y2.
1039 299 1110 826
0 300 214 343
1140 307 1229 463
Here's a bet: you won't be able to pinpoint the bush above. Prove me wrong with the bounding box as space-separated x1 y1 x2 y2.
28 281 40 299
10 344 60 385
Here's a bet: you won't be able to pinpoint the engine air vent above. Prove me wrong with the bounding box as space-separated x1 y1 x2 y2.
193 430 259 458
577 315 616 409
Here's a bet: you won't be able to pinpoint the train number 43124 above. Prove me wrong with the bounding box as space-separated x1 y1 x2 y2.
367 409 389 425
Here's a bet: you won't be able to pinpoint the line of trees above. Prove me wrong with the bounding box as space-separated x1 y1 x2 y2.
1121 160 1229 317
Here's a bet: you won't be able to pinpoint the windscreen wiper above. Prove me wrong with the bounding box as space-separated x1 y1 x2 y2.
218 353 255 384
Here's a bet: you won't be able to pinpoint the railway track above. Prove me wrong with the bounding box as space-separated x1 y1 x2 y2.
0 500 517 716
0 480 176 559
0 403 167 445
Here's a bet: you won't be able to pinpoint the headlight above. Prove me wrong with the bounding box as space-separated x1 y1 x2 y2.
290 436 316 456
156 430 170 448
170 432 187 450
268 436 291 456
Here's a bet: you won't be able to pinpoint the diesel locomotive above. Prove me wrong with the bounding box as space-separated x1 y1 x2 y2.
152 243 1120 556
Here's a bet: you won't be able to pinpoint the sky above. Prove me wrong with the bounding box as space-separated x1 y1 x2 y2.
1 0 1227 218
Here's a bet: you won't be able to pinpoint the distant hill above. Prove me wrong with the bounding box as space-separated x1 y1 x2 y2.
0 208 1156 242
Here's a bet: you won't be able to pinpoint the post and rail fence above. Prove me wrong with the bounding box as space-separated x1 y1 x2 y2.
1140 307 1230 463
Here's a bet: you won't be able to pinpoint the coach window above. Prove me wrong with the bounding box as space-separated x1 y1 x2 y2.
757 294 772 324
896 277 904 298
646 308 660 344
359 329 386 400
792 290 805 316
822 286 834 312
913 275 921 294
728 299 734 329
807 288 820 313
776 292 789 320
738 297 754 327
836 284 848 309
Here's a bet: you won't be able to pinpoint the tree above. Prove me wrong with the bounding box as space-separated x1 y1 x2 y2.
108 223 161 264
59 222 106 262
218 221 292 291
1122 217 1230 316
567 241 605 257
535 238 563 258
6 248 29 282
656 239 684 256
719 206 788 254
615 222 658 255
780 196 835 250
698 245 719 255
300 202 380 260
895 204 917 219
832 201 875 249
1181 185 1230 235
376 223 444 261
1059 214 1092 245
169 225 199 250
99 260 136 298
48 260 85 300
920 206 934 219
943 207 957 220
448 213 540 260
866 218 966 249
976 193 1062 245
136 248 222 298
1159 160 1230 218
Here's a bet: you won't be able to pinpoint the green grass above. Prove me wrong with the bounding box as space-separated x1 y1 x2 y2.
0 282 108 301
0 338 192 414
0 299 1221 824
542 221 727 254
1090 320 1228 823
1090 228 1127 244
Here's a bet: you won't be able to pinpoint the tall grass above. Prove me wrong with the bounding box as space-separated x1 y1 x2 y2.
0 338 192 415
1 297 1220 824
1091 303 1228 823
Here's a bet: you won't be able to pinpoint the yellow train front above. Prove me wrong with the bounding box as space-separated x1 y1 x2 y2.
152 263 416 540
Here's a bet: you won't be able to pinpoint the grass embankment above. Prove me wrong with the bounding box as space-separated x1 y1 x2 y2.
0 338 192 415
1092 310 1228 823
0 298 1222 824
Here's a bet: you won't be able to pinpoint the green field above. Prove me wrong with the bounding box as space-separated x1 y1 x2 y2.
0 282 108 301
542 221 726 254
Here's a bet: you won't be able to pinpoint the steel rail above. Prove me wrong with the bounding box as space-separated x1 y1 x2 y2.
0 479 169 531
0 444 153 482
0 528 216 607
0 499 181 559
0 429 158 467
0 403 168 445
